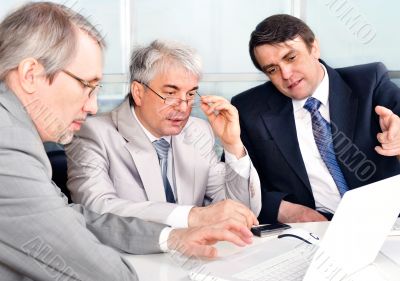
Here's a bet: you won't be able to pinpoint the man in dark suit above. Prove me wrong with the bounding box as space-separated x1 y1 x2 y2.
232 14 400 223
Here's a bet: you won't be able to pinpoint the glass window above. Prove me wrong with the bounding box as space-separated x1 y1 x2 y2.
304 0 400 70
132 0 292 73
1 0 399 114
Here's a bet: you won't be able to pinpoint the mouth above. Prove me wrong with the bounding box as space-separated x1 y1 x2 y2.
70 119 85 131
288 78 303 89
166 117 187 126
167 118 184 122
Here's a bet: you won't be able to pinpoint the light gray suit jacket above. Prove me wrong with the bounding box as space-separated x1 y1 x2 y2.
65 99 261 225
0 84 166 281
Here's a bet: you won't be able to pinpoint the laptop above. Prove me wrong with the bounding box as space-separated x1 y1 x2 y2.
189 175 400 281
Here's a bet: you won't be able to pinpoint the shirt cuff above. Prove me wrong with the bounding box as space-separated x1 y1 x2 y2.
165 205 194 228
224 149 251 178
159 227 173 252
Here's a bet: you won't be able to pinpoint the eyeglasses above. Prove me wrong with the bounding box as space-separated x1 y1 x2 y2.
138 81 201 107
62 69 102 98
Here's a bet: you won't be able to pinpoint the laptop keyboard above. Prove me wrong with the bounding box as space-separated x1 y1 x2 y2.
232 245 315 281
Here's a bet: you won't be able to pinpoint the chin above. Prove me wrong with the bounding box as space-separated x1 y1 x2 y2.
164 128 184 136
57 130 74 145
287 91 310 100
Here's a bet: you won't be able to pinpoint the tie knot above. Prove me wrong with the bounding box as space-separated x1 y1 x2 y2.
153 138 170 159
303 97 321 113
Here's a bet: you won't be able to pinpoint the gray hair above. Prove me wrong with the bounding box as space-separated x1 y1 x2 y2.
0 1 106 82
129 40 202 84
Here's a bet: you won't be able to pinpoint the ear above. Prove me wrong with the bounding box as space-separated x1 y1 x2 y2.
131 81 145 106
310 39 321 60
17 58 45 94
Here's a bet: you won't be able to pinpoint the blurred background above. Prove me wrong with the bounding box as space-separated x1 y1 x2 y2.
1 0 399 118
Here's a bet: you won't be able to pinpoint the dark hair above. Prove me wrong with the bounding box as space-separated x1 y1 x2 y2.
249 14 315 71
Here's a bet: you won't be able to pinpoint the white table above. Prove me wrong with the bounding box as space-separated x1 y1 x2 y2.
123 221 399 281
123 222 323 280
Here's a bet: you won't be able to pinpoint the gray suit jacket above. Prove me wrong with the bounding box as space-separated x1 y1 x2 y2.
0 84 166 281
65 99 261 225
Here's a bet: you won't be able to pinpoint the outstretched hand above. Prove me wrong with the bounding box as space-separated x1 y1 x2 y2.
375 106 400 156
167 219 253 258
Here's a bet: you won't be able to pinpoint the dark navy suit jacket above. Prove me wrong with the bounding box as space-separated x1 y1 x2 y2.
232 62 400 223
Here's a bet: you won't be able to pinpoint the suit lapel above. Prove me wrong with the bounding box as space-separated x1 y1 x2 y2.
113 99 166 202
171 131 195 205
261 90 312 191
325 64 358 143
325 64 358 187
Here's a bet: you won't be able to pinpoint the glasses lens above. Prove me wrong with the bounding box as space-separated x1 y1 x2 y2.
189 93 201 107
164 96 201 107
88 85 101 98
165 97 182 107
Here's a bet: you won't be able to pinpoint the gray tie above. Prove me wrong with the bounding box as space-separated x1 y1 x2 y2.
153 139 176 203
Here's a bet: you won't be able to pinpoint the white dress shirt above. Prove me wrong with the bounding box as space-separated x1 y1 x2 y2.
132 108 252 228
292 64 341 214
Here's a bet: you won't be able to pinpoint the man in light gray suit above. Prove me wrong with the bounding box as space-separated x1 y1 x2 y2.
66 40 262 229
0 3 254 280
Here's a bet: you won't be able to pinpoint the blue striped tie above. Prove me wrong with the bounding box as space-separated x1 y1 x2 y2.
153 139 176 203
303 97 348 196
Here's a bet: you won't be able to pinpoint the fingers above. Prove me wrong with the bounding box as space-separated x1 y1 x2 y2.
171 219 254 258
187 244 218 258
376 105 392 132
200 95 237 119
375 145 400 156
189 200 259 229
375 106 400 156
221 220 254 243
220 199 259 228
180 226 252 258
376 132 400 148
209 220 253 246
235 205 259 227
168 229 219 258
379 117 400 142
376 106 400 138
376 131 391 144
375 105 393 118
201 95 229 104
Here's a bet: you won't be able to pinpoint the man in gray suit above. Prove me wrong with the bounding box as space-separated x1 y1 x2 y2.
0 3 254 280
66 40 262 229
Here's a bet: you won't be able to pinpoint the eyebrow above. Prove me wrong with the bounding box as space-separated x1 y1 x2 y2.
163 84 199 92
282 50 296 60
90 76 102 83
261 49 296 72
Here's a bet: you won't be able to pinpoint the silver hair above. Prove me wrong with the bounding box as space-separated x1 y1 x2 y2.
129 39 202 84
0 1 106 82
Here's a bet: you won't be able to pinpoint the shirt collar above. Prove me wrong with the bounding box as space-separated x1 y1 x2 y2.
292 63 330 112
131 106 171 144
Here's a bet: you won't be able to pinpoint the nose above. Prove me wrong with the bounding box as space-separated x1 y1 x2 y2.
175 99 190 112
83 93 98 115
280 64 293 80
